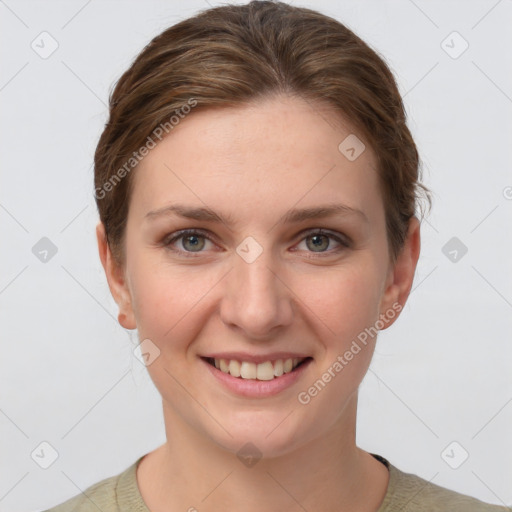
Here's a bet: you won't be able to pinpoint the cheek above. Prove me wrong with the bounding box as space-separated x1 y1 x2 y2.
128 260 220 346
299 262 382 344
295 267 382 410
129 256 383 345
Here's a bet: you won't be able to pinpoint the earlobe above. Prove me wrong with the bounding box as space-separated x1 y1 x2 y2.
378 216 421 329
95 222 137 330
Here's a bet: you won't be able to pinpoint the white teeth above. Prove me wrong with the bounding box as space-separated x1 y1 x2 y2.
256 361 275 381
240 361 256 379
273 359 284 377
228 359 241 377
210 357 306 380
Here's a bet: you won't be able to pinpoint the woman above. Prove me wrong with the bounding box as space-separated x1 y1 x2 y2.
45 1 508 510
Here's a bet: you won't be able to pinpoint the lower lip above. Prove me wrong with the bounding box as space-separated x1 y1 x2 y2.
201 357 313 398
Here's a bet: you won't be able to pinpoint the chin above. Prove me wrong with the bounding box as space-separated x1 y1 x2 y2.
206 412 315 461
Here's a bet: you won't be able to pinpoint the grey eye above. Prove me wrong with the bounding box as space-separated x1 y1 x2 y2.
181 234 206 252
305 234 331 252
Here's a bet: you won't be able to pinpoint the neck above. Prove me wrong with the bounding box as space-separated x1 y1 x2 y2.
137 392 389 512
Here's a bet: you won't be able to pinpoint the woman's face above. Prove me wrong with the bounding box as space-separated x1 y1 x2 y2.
99 94 419 457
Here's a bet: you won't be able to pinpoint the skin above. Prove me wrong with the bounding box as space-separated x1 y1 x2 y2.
97 93 420 512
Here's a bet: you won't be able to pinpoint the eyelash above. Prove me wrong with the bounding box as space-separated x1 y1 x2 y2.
162 228 350 258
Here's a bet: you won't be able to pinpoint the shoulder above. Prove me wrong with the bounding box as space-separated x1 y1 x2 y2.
42 457 143 512
42 476 118 512
381 458 510 512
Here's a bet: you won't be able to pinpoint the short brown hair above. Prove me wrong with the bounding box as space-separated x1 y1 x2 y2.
94 0 431 267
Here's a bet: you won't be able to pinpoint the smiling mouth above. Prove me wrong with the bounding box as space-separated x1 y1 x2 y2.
203 356 312 381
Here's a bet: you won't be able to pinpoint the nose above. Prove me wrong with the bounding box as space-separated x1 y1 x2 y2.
219 244 294 340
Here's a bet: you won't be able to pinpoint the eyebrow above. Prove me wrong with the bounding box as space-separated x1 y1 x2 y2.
144 203 368 225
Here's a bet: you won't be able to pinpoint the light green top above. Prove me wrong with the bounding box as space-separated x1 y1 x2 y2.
43 453 510 511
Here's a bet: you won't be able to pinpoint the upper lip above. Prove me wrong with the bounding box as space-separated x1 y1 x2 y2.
201 352 312 364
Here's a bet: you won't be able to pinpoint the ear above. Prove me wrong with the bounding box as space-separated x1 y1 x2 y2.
96 222 137 330
378 216 421 329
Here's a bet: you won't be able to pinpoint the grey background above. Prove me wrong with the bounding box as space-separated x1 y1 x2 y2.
1 0 511 510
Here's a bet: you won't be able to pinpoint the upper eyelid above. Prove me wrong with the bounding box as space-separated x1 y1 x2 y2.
164 228 349 251
164 228 216 245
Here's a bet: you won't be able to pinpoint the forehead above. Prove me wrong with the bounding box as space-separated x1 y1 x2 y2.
130 94 382 226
